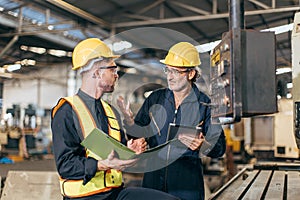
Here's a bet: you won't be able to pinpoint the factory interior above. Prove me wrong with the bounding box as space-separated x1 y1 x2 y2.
0 0 300 199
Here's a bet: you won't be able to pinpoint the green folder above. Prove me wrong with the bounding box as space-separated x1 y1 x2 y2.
81 128 179 160
81 128 136 160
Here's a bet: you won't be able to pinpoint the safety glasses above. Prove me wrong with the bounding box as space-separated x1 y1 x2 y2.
163 67 190 76
99 65 118 75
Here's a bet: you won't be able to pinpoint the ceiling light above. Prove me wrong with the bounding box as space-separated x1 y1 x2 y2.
287 83 293 89
20 45 28 51
6 64 21 72
110 41 133 52
67 52 72 57
287 93 292 99
48 25 54 30
261 23 293 35
48 49 67 57
19 59 36 66
117 59 137 68
276 67 292 75
196 40 221 53
28 46 46 54
8 11 18 17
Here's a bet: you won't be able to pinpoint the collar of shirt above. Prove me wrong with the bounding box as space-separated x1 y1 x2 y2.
77 89 105 130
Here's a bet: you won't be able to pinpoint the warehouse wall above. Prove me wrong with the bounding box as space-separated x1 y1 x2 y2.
2 64 69 112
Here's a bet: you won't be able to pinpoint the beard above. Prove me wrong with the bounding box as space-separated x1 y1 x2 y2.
102 84 115 93
98 77 117 93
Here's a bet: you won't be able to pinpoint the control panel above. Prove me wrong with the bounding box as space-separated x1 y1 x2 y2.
210 33 232 119
210 30 277 123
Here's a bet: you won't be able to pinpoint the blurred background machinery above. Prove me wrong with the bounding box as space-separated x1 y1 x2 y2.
0 103 52 160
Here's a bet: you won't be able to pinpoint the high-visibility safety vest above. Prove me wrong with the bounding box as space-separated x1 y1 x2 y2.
52 95 123 198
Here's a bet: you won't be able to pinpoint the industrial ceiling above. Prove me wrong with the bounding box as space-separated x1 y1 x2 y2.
0 0 299 79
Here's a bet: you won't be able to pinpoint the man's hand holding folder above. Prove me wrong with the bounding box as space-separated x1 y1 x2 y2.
97 150 138 171
127 138 147 154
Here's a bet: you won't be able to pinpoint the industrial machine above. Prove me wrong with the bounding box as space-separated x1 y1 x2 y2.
209 0 277 124
210 30 277 122
207 0 300 196
0 104 47 159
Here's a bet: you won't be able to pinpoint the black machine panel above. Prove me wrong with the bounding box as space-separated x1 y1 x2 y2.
210 30 277 123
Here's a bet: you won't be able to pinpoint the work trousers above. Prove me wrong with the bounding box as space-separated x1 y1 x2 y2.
63 187 180 200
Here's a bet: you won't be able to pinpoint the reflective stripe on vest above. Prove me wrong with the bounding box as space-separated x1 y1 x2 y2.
101 99 121 141
52 95 122 198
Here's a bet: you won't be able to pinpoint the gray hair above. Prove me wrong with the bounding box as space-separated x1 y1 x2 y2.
191 68 201 82
79 57 103 74
79 57 114 74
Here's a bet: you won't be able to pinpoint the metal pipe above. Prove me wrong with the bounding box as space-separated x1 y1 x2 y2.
229 0 245 122
229 0 244 30
0 35 19 59
0 6 22 59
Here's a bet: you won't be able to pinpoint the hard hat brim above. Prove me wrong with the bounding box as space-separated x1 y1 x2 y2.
72 54 121 70
159 59 198 67
105 55 121 58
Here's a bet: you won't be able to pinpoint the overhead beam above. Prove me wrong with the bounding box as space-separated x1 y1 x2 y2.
46 0 111 28
137 0 165 14
0 13 77 48
272 0 276 9
114 6 300 28
212 0 218 14
122 14 155 21
170 1 210 15
0 35 18 58
0 29 75 37
248 0 270 9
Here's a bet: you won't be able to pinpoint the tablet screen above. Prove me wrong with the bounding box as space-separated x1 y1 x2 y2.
167 123 202 140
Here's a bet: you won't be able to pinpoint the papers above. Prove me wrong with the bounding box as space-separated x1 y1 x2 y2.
167 123 202 140
81 128 177 160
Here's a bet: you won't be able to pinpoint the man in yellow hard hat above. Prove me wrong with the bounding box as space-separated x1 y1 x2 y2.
118 42 226 200
51 38 180 200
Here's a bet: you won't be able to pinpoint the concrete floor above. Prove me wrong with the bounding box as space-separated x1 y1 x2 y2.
0 157 56 178
0 154 216 200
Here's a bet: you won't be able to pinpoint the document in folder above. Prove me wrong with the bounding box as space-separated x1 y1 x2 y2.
81 128 135 160
81 128 177 160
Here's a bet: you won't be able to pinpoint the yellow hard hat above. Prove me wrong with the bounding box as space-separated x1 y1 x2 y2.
160 42 201 67
72 38 120 70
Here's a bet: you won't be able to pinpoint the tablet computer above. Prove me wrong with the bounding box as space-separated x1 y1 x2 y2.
167 123 202 140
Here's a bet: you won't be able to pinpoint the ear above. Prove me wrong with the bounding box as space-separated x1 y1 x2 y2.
93 68 101 78
188 69 196 80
